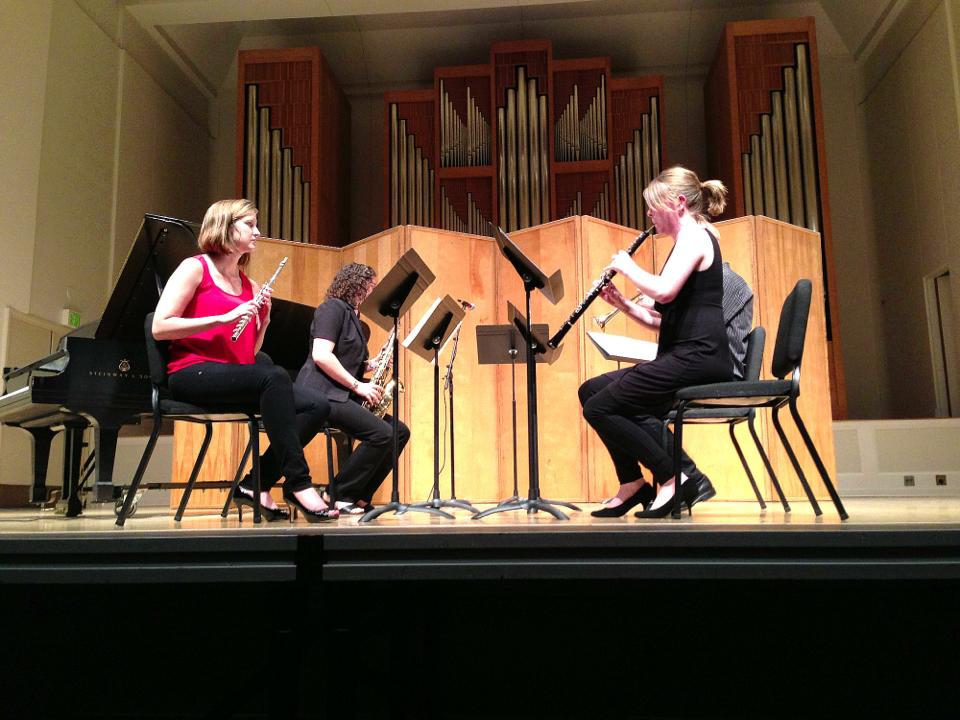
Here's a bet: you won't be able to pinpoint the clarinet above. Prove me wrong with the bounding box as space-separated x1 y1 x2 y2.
230 256 288 342
547 227 654 349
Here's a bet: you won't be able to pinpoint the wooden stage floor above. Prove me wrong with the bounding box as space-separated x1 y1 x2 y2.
3 498 959 719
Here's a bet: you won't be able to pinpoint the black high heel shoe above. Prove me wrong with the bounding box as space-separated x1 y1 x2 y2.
591 482 655 517
633 473 716 519
233 486 290 523
283 490 338 523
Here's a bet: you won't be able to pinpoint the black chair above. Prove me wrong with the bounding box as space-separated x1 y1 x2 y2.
216 420 348 520
116 313 264 526
670 280 848 520
663 326 790 511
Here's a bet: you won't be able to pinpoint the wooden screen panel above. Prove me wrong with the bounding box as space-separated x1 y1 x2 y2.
579 217 656 502
499 218 585 501
402 227 500 502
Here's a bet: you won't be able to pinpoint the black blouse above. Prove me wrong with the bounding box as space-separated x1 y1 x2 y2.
295 298 369 402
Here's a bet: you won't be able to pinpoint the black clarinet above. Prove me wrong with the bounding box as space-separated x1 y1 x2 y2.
547 226 654 349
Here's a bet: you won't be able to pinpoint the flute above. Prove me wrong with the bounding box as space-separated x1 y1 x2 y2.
230 256 288 342
547 227 654 348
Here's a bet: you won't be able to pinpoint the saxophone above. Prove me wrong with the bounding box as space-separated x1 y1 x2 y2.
362 326 404 418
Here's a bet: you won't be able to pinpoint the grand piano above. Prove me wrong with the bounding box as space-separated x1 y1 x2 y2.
0 214 315 516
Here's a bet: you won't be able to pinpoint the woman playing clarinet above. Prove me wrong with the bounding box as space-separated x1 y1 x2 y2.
152 199 337 522
579 166 732 518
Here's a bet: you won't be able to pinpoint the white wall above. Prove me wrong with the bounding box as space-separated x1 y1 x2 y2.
0 0 53 314
859 0 960 418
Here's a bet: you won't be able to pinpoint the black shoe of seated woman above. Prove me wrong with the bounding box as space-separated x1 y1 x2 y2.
232 486 290 522
590 483 655 517
282 490 339 523
683 472 716 509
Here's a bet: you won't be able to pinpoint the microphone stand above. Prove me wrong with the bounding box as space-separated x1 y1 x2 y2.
497 340 521 506
439 320 478 513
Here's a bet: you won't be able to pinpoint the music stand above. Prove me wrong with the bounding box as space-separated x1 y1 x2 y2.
357 249 437 523
475 322 547 506
474 226 574 520
404 295 476 516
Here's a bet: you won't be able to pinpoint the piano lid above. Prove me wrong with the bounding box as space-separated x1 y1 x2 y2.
96 214 200 342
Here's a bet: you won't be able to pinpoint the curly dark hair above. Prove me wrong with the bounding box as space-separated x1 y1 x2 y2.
326 262 377 306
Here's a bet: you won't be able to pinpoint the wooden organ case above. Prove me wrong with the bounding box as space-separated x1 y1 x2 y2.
236 47 350 247
384 40 664 236
705 17 846 417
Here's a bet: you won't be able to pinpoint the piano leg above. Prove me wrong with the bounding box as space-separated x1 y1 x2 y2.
61 421 85 517
93 425 122 503
26 427 55 504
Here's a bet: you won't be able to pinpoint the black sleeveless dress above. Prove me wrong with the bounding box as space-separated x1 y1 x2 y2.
606 229 732 414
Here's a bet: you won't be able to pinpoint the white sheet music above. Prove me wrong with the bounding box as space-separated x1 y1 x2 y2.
587 331 658 363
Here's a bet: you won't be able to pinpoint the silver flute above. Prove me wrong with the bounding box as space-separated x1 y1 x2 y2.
230 256 288 342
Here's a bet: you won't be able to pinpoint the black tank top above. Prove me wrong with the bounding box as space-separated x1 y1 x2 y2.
654 229 731 377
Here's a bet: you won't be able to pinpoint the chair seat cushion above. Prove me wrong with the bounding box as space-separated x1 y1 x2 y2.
666 407 752 421
674 378 793 403
159 398 258 420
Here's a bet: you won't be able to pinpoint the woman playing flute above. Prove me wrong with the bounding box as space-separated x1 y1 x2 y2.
152 199 337 522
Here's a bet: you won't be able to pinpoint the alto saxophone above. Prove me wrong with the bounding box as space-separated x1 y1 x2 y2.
362 326 404 418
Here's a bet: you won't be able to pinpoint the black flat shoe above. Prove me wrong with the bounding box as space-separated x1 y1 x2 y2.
233 487 290 522
283 491 339 523
591 483 655 517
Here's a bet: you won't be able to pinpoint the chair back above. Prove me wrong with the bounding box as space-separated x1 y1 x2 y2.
742 326 766 381
143 312 171 388
771 280 812 380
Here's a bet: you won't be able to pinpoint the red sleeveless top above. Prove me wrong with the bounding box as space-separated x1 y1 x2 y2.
167 256 256 373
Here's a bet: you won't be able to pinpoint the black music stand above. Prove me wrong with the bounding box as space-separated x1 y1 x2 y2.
474 226 576 520
404 295 476 515
475 322 547 506
357 249 441 523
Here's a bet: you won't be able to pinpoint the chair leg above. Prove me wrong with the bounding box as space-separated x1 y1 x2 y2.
748 411 790 511
789 398 849 520
249 418 262 524
116 418 162 527
174 422 213 522
729 422 766 509
324 426 336 486
671 402 686 519
771 405 822 516
221 435 254 518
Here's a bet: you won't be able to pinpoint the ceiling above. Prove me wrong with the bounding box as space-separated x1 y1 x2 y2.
117 0 903 100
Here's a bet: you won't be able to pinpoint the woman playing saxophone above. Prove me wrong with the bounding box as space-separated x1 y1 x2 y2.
295 263 410 515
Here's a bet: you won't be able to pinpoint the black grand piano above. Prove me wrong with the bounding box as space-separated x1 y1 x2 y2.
0 214 314 516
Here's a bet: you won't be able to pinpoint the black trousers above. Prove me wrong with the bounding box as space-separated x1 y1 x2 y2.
325 398 410 503
168 362 330 493
578 369 698 486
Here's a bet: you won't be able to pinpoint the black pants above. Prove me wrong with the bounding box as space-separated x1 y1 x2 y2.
168 362 330 493
578 370 698 485
325 399 410 503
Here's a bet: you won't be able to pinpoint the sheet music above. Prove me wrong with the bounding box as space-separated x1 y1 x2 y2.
587 331 658 363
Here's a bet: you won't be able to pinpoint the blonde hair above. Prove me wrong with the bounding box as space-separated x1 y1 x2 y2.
197 199 258 267
642 166 727 223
